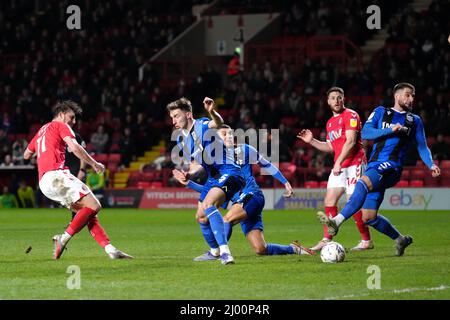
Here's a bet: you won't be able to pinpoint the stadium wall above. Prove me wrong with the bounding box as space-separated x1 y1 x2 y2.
104 188 450 211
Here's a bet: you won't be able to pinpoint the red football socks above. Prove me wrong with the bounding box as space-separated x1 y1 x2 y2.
353 210 371 241
87 216 111 248
324 206 338 240
66 207 98 236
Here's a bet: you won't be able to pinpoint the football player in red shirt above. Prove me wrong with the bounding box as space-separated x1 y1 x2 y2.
24 100 132 260
297 87 373 251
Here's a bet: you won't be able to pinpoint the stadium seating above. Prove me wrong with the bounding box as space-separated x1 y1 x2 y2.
410 180 424 188
395 180 409 188
305 181 319 188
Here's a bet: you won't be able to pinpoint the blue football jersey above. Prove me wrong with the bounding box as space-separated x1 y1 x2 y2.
363 106 433 168
176 118 241 178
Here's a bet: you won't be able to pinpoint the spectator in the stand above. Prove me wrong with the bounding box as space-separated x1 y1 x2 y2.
11 139 27 165
0 154 14 167
312 153 327 181
17 181 36 208
144 151 175 171
431 134 449 161
10 106 29 134
0 128 11 160
86 168 106 199
0 186 19 208
90 124 109 154
119 127 135 166
227 51 241 81
292 148 311 168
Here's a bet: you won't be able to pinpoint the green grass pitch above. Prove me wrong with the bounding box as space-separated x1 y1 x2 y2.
0 208 449 300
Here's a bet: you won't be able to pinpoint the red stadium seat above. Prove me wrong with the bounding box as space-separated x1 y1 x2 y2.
440 160 450 168
410 180 424 188
401 169 410 180
142 172 154 181
319 181 328 188
395 180 409 188
95 153 108 163
305 181 319 188
150 181 163 189
136 181 150 189
410 170 425 180
108 153 121 164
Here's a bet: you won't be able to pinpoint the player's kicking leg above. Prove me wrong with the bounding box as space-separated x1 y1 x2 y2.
318 171 413 256
54 193 133 260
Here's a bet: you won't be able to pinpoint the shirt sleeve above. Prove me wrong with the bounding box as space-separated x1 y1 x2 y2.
361 107 394 140
414 116 434 169
249 145 288 185
187 180 204 193
344 111 361 131
26 134 37 153
59 123 76 141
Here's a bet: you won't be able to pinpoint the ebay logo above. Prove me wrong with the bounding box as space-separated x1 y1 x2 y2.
389 190 433 210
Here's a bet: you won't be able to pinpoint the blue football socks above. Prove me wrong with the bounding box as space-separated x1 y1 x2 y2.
365 214 400 240
198 221 218 249
205 206 227 246
266 243 294 255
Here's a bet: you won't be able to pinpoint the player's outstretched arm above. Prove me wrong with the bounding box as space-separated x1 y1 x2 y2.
64 137 104 174
172 169 204 193
414 117 441 177
297 129 333 153
204 97 224 129
249 145 294 198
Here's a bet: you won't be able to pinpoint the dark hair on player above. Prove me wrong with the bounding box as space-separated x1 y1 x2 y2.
52 100 83 117
326 87 345 97
218 124 231 130
166 97 193 113
393 82 415 94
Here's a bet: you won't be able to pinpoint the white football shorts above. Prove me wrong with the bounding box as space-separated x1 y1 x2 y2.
39 169 92 208
327 163 366 195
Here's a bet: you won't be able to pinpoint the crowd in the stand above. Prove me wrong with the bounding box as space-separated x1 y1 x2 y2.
0 0 448 191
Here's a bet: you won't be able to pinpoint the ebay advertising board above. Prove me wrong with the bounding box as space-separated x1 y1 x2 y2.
269 188 450 211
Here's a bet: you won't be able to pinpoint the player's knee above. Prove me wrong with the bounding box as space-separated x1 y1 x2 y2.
361 175 373 190
254 245 267 255
197 215 208 224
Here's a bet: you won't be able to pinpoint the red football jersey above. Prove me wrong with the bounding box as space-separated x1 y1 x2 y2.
27 121 76 180
326 108 366 168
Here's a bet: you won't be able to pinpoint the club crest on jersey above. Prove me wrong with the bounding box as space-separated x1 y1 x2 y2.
338 118 342 125
350 118 357 128
328 129 342 141
406 114 413 122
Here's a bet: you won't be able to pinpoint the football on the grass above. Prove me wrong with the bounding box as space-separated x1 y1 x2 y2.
320 242 346 263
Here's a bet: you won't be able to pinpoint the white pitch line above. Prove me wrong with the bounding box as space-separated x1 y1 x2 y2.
325 285 450 300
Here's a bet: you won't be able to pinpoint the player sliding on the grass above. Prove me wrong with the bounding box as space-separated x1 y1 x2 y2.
297 87 373 252
168 97 245 265
173 124 315 259
317 83 441 256
24 100 133 260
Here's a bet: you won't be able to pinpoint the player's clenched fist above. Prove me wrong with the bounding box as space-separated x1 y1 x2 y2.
297 129 313 144
93 162 105 174
203 97 215 113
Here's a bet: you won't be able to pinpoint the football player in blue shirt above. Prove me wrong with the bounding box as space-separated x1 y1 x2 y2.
317 83 441 256
167 97 244 265
173 125 315 259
